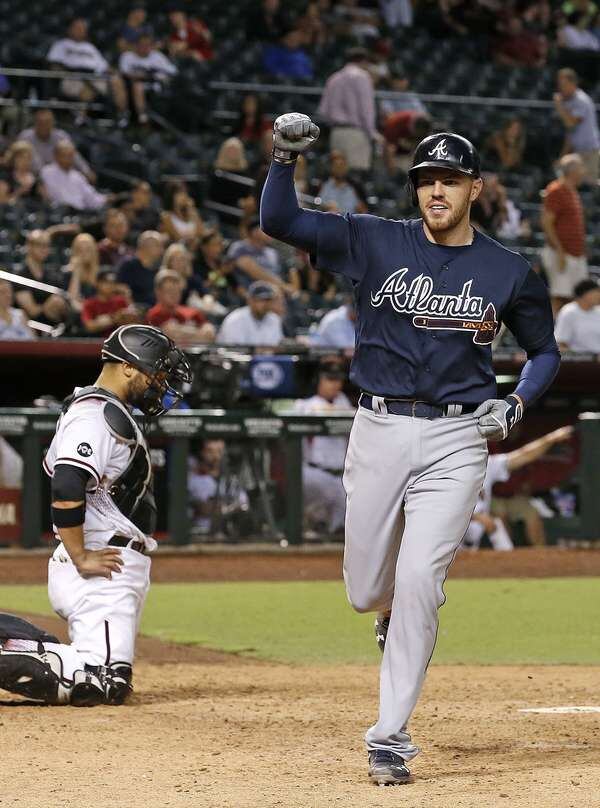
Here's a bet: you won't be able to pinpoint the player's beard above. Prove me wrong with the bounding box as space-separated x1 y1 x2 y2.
421 196 470 233
127 373 160 414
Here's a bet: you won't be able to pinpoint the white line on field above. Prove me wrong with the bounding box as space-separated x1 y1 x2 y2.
518 706 600 714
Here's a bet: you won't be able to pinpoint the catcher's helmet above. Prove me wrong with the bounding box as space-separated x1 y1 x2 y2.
101 325 193 417
408 132 481 205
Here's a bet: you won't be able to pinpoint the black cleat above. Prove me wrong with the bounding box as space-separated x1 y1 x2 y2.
374 613 390 653
368 750 412 785
71 668 105 707
0 651 60 703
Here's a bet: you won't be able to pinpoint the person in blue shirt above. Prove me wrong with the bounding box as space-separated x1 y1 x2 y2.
262 29 313 81
260 114 560 786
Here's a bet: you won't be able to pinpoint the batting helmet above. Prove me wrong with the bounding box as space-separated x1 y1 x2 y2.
101 325 193 416
407 132 481 205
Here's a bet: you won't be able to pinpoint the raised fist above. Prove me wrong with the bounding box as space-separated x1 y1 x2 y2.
272 112 320 163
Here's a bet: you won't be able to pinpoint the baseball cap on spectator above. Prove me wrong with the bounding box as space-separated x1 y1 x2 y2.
574 279 599 298
248 280 276 300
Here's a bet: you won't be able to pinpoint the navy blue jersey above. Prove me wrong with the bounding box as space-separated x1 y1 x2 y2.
261 162 560 406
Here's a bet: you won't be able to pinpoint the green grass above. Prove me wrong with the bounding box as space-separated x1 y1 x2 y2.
0 579 599 665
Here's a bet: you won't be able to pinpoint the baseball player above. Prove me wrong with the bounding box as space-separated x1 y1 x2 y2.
462 424 574 551
260 115 560 784
292 361 354 535
0 324 191 706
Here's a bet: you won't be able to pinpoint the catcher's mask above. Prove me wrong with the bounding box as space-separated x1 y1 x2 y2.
101 325 193 417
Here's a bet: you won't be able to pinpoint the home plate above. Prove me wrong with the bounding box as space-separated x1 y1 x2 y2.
518 706 600 714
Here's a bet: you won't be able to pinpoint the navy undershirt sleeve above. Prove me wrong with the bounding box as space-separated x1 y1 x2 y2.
503 269 560 405
260 161 367 281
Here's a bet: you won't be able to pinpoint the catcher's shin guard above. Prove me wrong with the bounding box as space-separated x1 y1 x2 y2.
0 645 64 704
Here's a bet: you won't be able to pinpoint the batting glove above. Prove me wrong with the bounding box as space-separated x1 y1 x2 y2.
473 394 524 441
272 113 320 165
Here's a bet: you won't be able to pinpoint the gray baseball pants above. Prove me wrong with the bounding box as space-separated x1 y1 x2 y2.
342 402 488 760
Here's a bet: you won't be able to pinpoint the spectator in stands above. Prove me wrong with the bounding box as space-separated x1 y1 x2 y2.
382 111 432 175
380 0 414 28
217 280 283 345
288 250 338 304
333 0 382 42
14 230 69 326
378 69 429 120
0 141 45 203
318 151 368 214
98 209 133 268
118 4 153 52
493 15 547 67
122 180 160 234
233 94 271 144
554 68 600 185
471 173 530 242
117 230 164 308
81 267 140 336
162 242 205 301
311 297 356 349
208 137 254 225
40 140 107 211
119 33 177 126
292 361 353 536
484 117 527 171
0 279 35 340
167 6 214 61
462 426 574 550
226 216 286 294
471 172 509 236
262 28 314 80
297 1 331 49
318 47 380 171
195 231 237 307
554 278 600 352
146 269 214 345
160 184 205 252
540 153 588 315
16 109 95 182
246 0 291 41
47 18 128 124
63 233 100 306
557 9 600 58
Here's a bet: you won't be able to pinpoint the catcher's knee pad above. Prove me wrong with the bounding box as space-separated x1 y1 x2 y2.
71 663 133 707
0 645 65 704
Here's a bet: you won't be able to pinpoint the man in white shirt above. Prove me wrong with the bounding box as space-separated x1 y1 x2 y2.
554 278 600 353
41 140 107 210
311 300 356 349
47 18 128 121
119 34 177 125
293 361 353 535
217 281 283 346
462 425 574 551
17 108 95 182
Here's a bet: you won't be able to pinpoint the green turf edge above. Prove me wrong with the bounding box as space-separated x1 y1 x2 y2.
0 578 598 665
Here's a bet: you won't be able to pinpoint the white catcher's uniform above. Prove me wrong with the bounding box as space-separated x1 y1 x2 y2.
42 387 156 694
462 454 513 551
293 392 354 533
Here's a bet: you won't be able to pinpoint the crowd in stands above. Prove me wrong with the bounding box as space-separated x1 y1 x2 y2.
0 0 600 355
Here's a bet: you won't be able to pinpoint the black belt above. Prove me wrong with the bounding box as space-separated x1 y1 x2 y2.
307 462 344 475
108 535 147 554
359 393 478 419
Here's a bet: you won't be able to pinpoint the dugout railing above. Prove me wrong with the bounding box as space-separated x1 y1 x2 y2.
0 409 599 548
